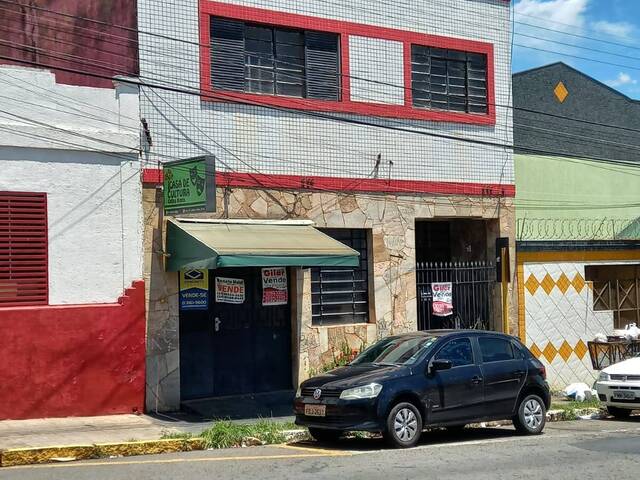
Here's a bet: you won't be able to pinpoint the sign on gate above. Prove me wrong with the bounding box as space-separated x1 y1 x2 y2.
215 277 245 304
431 282 453 317
163 156 216 214
262 267 288 306
179 269 209 310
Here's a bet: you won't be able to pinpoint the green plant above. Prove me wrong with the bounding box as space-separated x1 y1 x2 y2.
160 430 193 440
313 341 366 375
198 420 294 449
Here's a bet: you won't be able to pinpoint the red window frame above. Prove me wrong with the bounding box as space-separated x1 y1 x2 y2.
0 192 49 307
199 0 496 125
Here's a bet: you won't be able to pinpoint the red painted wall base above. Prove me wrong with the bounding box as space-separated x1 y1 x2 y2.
0 281 146 420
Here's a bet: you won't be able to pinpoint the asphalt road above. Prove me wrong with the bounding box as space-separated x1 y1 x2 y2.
3 418 640 480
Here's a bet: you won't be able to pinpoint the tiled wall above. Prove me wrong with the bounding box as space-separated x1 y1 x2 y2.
137 0 513 186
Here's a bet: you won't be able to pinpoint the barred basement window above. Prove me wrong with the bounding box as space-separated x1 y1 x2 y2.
0 192 48 306
311 229 370 326
210 17 340 100
411 45 488 114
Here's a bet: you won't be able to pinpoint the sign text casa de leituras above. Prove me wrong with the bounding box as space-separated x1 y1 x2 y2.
163 156 216 214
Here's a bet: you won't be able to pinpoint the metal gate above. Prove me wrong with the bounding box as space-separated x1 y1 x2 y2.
416 261 496 331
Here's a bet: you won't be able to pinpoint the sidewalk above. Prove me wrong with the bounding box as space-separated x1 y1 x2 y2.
0 414 203 451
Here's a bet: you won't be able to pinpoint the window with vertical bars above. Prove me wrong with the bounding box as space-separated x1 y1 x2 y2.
210 17 341 100
411 45 488 114
311 229 369 326
0 192 48 306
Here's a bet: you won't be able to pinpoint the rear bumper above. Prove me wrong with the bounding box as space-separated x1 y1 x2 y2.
294 396 383 432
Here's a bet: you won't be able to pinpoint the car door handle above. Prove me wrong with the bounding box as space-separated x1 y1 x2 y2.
511 370 525 377
471 376 483 385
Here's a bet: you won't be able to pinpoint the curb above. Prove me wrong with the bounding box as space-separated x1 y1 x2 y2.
0 438 205 468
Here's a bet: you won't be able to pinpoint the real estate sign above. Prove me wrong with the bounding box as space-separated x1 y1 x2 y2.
179 269 209 310
163 156 215 214
262 267 288 306
431 282 453 317
215 277 245 304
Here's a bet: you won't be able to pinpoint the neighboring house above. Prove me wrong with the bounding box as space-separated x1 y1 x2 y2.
138 0 515 413
0 1 145 420
514 62 640 389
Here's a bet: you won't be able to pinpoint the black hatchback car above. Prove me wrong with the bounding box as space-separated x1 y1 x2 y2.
295 330 550 448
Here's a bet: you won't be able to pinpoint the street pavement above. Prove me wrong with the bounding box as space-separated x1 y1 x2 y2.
3 418 640 479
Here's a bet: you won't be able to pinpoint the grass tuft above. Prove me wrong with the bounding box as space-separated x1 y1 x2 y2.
198 419 297 449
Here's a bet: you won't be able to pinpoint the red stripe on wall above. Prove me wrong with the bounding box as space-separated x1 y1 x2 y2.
142 168 515 197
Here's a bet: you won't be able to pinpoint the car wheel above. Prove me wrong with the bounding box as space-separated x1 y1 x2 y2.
384 402 423 448
513 394 546 435
607 406 632 419
308 427 342 443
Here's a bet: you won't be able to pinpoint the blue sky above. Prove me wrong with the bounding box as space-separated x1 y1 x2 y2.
513 0 640 98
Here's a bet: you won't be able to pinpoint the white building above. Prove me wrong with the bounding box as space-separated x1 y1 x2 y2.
137 0 516 414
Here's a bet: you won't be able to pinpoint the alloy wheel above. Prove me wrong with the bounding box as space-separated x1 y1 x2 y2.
394 407 418 441
523 398 543 430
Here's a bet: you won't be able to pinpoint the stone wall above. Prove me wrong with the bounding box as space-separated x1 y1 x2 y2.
143 183 516 410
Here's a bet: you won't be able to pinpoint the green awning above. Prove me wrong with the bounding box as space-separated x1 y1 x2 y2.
166 219 360 271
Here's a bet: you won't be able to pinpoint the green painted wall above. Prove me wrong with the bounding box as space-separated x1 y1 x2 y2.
515 155 640 240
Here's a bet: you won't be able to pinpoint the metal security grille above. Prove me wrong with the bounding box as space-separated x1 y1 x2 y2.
0 192 48 306
411 45 487 114
210 17 340 100
416 261 495 331
311 229 369 326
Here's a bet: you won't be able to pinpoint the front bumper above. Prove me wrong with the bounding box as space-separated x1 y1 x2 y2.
595 380 640 409
294 396 383 432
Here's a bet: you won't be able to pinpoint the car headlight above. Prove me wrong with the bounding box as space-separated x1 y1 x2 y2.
598 371 610 382
339 383 382 400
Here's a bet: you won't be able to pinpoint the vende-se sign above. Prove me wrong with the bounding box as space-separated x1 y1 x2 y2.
431 282 453 317
163 156 215 214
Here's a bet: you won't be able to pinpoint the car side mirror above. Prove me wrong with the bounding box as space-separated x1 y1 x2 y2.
429 359 452 374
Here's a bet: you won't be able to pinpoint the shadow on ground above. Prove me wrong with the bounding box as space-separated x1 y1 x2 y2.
292 426 520 452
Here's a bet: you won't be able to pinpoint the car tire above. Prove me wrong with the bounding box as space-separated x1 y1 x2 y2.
513 394 546 435
607 406 631 419
308 428 342 443
384 402 423 448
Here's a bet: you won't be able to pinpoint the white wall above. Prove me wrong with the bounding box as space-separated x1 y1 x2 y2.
137 0 513 186
0 67 142 304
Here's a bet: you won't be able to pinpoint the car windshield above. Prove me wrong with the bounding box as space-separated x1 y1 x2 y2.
350 336 439 366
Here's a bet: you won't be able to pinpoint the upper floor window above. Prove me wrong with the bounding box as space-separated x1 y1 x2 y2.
0 192 48 306
210 17 341 100
411 45 488 114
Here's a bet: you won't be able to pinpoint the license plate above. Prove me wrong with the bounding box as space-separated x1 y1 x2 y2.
304 404 326 417
613 391 635 400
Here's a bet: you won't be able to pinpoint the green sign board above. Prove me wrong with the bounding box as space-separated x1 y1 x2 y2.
163 156 216 214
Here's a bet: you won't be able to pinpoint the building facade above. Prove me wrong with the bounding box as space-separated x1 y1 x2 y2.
0 1 145 420
514 63 640 389
138 0 515 413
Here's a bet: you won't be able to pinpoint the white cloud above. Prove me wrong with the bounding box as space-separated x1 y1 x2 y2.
515 0 588 30
606 72 638 87
591 20 635 40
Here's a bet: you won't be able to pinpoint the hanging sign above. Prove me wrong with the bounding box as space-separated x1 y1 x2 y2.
215 277 245 304
431 282 453 317
163 155 216 214
262 267 288 306
179 269 209 311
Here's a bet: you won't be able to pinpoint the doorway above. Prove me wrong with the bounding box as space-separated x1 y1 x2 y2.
179 267 292 401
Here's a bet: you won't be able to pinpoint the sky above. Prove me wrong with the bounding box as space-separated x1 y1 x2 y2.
512 0 640 98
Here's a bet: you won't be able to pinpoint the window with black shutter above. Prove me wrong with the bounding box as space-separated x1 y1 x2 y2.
210 17 340 100
0 192 48 306
411 45 488 114
311 229 370 326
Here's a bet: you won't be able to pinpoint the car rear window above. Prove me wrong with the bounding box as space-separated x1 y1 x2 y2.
478 337 515 363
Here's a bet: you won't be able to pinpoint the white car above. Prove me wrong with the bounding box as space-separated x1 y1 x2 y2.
595 354 640 418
